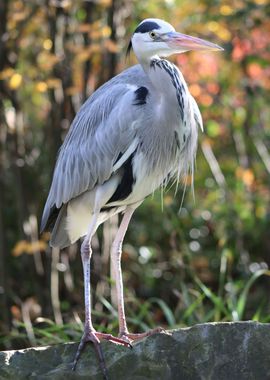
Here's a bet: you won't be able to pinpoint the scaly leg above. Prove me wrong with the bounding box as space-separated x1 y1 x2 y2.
111 207 164 343
72 213 130 380
111 208 135 337
72 213 99 370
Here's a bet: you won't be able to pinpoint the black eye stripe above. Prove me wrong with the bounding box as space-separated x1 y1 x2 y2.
127 21 162 55
134 21 161 34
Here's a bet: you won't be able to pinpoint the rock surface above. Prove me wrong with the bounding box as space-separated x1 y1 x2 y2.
1 321 270 380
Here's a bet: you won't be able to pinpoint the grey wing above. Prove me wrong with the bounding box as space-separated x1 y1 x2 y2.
41 65 150 232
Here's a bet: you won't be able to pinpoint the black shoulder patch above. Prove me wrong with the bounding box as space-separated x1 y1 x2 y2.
133 86 148 106
134 21 161 34
107 152 136 204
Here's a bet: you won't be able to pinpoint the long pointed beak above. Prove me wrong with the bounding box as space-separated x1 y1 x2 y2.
165 31 223 52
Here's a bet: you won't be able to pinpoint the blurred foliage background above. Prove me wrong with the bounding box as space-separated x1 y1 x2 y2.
1 0 270 350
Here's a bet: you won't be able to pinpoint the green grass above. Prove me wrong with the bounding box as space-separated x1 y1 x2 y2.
2 260 270 350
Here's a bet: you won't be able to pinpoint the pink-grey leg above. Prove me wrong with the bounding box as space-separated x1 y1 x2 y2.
111 207 135 336
72 213 102 371
72 213 131 380
111 207 165 343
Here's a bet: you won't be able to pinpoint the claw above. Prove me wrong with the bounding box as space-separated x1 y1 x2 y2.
92 341 109 380
72 331 108 379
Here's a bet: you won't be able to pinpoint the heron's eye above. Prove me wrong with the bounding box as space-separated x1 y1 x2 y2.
149 31 156 39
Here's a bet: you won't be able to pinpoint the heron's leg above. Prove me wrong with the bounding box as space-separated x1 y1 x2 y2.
111 208 135 336
72 213 99 370
111 207 165 343
72 213 131 378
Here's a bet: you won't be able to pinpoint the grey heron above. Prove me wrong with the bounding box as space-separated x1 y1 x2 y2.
41 18 222 378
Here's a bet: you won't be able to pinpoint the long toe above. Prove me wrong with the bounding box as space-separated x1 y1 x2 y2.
95 332 132 348
119 326 166 342
72 330 132 379
72 330 108 380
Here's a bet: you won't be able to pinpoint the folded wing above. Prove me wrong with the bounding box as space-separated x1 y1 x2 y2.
41 65 149 234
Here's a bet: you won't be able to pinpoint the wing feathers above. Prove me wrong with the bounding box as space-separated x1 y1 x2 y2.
41 67 148 231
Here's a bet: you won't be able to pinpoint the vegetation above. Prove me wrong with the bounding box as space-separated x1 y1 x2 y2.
1 0 270 350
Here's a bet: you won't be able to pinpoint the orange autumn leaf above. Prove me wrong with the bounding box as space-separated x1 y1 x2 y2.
12 240 47 256
236 168 255 187
247 63 263 79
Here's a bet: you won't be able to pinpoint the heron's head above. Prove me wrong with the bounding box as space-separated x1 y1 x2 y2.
128 18 223 62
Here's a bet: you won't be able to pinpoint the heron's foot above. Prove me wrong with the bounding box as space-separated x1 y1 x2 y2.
95 331 133 347
119 326 165 343
72 330 132 380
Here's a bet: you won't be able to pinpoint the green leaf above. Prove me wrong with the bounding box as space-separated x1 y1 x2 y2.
236 270 270 319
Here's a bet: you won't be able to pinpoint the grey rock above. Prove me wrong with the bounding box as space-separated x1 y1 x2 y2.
1 321 270 380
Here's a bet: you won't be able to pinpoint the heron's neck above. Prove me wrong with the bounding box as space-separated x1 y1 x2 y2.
142 57 187 121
